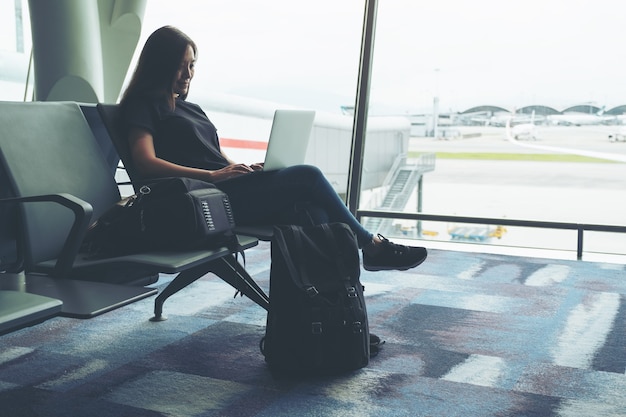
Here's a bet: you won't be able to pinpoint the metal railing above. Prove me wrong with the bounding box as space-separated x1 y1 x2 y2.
356 209 626 260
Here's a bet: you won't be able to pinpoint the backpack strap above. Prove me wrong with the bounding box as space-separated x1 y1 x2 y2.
321 224 365 335
273 225 319 298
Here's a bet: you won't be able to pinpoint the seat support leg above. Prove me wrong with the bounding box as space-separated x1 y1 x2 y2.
210 254 269 311
150 263 210 321
150 254 269 321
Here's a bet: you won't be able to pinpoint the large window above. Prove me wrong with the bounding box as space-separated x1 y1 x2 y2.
0 0 32 101
362 0 626 258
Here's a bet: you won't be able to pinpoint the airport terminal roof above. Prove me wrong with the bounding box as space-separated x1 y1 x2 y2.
460 104 626 115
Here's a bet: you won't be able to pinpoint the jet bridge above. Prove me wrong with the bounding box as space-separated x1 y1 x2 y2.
362 153 435 236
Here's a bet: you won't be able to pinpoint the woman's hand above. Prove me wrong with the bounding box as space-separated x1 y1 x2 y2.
250 162 264 171
207 163 255 182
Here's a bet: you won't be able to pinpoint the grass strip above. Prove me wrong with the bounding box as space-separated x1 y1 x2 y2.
410 152 615 163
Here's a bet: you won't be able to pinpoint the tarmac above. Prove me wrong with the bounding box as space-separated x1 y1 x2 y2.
403 125 626 262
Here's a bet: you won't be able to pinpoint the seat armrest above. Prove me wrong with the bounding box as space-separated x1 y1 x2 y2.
0 193 93 277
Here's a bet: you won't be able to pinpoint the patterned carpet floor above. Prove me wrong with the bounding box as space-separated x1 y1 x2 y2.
0 242 625 417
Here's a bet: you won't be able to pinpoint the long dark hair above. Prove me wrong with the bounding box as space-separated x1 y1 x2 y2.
121 26 197 109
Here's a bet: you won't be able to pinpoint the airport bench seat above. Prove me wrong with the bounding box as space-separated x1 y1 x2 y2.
0 101 268 333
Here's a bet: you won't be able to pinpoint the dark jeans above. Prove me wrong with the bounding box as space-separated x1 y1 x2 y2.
215 165 373 247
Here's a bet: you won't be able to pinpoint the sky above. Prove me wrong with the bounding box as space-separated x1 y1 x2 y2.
139 0 626 114
3 0 626 114
371 0 626 111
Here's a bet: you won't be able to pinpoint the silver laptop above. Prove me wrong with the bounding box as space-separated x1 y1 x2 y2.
263 109 316 171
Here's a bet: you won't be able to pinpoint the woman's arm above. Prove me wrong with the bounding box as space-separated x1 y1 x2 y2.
129 127 254 182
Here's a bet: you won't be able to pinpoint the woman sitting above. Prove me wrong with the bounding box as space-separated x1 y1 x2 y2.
120 25 427 272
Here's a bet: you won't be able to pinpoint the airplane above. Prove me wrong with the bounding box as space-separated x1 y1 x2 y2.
546 108 613 126
507 110 539 140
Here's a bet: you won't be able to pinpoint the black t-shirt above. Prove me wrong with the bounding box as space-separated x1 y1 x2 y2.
122 95 230 173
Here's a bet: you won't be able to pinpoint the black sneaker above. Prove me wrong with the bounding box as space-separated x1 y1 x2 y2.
362 234 427 271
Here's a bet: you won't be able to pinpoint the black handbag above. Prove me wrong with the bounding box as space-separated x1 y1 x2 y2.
81 177 238 257
261 223 370 375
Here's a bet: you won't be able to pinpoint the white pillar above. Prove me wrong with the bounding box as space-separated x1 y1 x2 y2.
28 0 145 103
29 0 104 102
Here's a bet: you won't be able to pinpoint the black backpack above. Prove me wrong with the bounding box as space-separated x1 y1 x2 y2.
260 223 369 375
81 177 238 257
